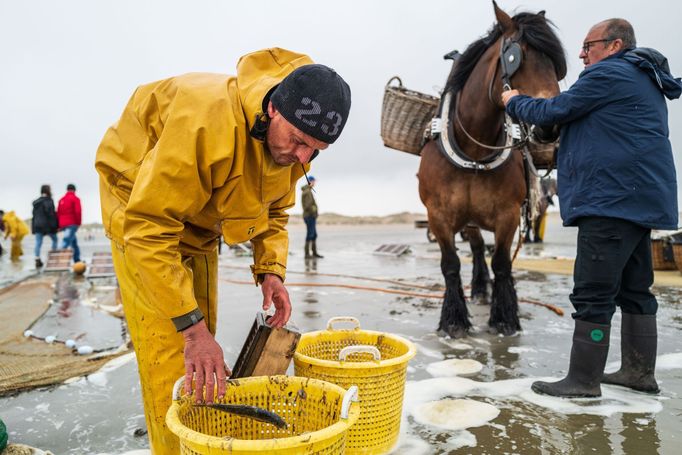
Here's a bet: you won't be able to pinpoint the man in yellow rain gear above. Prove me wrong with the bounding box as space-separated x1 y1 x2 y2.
95 48 351 453
0 210 29 261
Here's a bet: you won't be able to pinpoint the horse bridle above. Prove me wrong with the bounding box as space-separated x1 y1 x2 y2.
498 34 523 92
431 34 534 171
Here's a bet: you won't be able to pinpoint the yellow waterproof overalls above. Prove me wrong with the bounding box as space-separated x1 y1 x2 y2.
2 211 29 260
95 48 312 453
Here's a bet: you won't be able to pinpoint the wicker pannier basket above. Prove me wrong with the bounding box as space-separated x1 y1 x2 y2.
381 76 439 155
673 242 682 274
651 238 677 271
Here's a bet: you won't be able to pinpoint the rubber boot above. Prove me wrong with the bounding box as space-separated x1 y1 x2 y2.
304 240 312 258
312 240 323 258
532 320 610 397
602 313 659 393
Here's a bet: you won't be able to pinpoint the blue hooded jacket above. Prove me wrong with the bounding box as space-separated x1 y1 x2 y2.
506 48 681 229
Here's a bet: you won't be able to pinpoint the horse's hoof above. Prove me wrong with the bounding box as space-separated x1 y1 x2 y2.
438 325 470 339
470 294 490 306
488 322 520 336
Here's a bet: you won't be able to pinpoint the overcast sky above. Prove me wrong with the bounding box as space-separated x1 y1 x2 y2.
1 0 681 223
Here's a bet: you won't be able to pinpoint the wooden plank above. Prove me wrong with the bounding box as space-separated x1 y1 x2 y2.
231 312 300 378
44 249 73 272
373 244 411 257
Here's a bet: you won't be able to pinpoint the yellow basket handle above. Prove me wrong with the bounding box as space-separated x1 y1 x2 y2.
338 345 381 361
385 76 403 89
172 376 186 401
340 385 359 420
326 316 361 331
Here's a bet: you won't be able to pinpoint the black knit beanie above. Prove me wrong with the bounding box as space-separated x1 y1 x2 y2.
270 64 351 144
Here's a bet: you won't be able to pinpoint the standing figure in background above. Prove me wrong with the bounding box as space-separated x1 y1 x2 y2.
32 184 59 268
57 183 82 263
526 178 557 243
0 217 4 256
301 176 323 258
0 210 29 261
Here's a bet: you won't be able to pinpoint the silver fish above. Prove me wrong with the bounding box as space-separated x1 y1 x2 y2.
198 403 287 429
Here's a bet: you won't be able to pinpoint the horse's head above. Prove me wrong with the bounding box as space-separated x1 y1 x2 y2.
492 1 566 144
492 2 566 99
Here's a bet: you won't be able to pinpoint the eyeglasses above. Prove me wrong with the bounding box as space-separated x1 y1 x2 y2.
582 39 613 53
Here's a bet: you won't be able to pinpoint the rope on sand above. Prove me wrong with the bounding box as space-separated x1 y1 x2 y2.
219 264 440 291
518 297 564 316
220 278 564 316
220 279 444 299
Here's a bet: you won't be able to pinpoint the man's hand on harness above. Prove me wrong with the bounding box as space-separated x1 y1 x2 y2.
501 89 520 106
261 273 292 328
182 320 229 404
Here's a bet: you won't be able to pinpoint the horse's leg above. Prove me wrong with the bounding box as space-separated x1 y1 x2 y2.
431 217 471 337
464 225 491 305
489 215 522 335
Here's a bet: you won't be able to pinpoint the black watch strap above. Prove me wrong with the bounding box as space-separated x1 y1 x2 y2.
172 308 205 332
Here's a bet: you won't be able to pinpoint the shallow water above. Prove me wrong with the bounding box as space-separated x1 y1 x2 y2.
1 220 680 454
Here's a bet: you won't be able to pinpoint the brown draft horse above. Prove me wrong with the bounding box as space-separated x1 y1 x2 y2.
418 2 566 337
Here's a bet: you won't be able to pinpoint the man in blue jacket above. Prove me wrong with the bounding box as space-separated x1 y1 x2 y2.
502 18 681 398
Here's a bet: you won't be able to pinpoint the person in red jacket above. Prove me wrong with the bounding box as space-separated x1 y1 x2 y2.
57 183 82 262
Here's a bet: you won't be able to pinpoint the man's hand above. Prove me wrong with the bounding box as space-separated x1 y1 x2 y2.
182 320 229 404
501 89 520 107
261 273 292 328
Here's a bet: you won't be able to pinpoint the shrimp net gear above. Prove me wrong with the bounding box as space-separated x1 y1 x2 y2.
0 275 129 396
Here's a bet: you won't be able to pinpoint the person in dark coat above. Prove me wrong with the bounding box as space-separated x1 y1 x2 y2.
32 184 59 268
502 18 681 398
301 176 322 258
526 178 557 243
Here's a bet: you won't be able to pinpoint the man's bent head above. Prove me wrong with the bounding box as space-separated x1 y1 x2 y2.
265 64 351 166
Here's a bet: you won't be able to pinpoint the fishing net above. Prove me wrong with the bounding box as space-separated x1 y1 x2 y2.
0 275 129 396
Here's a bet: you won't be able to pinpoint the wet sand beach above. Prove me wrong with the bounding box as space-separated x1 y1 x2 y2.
1 215 681 454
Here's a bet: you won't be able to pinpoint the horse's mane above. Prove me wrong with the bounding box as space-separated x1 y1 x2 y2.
445 12 567 93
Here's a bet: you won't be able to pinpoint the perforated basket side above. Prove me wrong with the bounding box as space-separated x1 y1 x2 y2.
294 329 416 455
673 243 682 274
166 375 359 454
652 238 677 270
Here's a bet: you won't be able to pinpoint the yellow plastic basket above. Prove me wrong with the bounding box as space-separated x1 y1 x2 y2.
294 317 417 454
166 375 360 454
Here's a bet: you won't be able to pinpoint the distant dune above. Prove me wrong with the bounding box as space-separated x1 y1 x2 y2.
75 212 428 229
289 211 427 225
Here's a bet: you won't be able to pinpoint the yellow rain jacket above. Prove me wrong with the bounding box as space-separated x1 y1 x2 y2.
2 211 29 239
95 48 313 321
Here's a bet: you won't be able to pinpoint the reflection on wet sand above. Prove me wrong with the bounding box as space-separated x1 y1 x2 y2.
0 223 680 454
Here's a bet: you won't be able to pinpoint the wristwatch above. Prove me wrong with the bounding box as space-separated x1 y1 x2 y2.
172 308 205 332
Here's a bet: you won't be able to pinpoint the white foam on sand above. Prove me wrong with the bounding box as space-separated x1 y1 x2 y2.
404 376 663 418
413 399 500 431
656 352 682 370
439 338 474 351
607 351 682 373
89 371 110 387
508 346 535 354
97 352 136 373
101 451 151 455
427 358 483 377
446 430 477 450
414 343 445 360
389 435 432 455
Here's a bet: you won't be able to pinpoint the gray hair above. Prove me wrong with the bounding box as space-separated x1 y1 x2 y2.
603 18 637 49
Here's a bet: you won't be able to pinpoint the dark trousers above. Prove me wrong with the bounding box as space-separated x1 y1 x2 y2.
304 216 317 241
571 217 657 324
